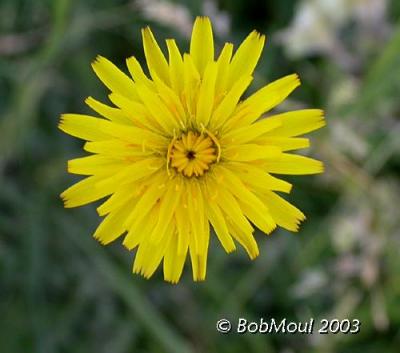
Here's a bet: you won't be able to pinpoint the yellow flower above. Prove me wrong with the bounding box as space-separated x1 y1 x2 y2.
59 17 325 283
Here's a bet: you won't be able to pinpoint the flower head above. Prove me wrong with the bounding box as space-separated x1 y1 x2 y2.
60 17 325 283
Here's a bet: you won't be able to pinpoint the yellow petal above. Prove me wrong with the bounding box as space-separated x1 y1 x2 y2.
123 204 157 250
68 155 126 175
108 93 162 132
215 43 233 96
60 175 111 208
187 181 207 255
227 74 300 129
85 96 132 125
175 190 190 255
190 16 214 76
141 27 170 84
183 53 200 117
210 75 253 129
91 56 139 100
151 73 186 126
166 39 184 94
262 191 305 232
97 185 139 216
223 144 281 161
135 82 180 134
97 120 168 149
226 30 265 88
227 162 292 193
189 238 208 282
265 109 326 137
226 218 259 260
163 231 187 283
218 166 276 234
95 158 163 192
262 153 324 174
93 197 135 244
83 140 147 157
255 137 310 151
124 176 167 232
221 116 281 145
206 200 236 253
149 180 182 244
213 181 254 235
126 56 154 90
58 114 110 141
196 61 218 126
133 221 174 279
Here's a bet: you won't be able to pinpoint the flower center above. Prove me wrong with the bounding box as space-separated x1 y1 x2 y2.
168 131 218 177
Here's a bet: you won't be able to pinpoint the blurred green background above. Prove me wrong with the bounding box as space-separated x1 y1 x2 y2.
1 0 400 352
